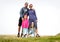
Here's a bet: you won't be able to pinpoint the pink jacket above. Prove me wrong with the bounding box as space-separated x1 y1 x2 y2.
22 19 29 28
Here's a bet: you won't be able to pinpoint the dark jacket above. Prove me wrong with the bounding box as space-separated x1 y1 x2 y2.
29 9 37 21
20 7 29 18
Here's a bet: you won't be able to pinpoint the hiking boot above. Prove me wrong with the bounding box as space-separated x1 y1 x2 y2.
36 34 40 37
24 34 27 38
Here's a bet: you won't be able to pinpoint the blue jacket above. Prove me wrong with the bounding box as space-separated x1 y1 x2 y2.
20 7 29 18
29 9 37 21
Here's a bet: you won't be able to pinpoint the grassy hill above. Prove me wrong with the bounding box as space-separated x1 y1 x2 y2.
0 35 60 42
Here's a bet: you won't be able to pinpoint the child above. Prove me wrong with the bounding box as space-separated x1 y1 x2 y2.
22 14 29 38
28 22 35 37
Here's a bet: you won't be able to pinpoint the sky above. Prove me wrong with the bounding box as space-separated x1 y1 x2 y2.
0 0 60 36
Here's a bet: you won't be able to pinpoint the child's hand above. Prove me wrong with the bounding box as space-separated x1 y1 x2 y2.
22 18 24 21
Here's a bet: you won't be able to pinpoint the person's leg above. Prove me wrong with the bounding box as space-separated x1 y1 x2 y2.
34 21 40 37
17 17 22 37
28 19 32 35
23 28 28 38
20 29 23 37
17 26 21 37
25 28 28 38
31 28 35 37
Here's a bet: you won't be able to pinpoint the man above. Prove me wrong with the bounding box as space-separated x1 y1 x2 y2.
29 4 40 37
17 2 29 37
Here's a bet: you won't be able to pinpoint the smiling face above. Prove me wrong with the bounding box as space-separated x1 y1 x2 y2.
29 4 33 9
24 14 28 19
24 2 28 8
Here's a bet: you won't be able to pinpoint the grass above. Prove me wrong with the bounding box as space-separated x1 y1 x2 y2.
0 35 60 42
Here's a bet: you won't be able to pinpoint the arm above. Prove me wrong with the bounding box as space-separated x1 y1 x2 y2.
20 8 24 20
34 10 37 20
27 19 29 28
20 8 24 18
27 9 29 16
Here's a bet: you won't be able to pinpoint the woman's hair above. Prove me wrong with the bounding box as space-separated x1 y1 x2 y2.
29 4 33 7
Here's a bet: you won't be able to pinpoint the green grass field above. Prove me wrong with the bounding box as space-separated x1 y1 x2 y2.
0 35 60 42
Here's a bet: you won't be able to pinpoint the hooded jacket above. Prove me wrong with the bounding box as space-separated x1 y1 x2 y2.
29 9 37 21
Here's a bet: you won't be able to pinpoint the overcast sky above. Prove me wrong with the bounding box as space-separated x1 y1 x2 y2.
0 0 60 36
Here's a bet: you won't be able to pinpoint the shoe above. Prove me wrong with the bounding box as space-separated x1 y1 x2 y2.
36 34 40 37
24 34 27 38
17 33 20 37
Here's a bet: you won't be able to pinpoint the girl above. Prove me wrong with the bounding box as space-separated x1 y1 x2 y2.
22 13 29 38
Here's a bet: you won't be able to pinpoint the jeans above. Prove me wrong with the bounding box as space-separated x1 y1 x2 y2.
22 28 28 35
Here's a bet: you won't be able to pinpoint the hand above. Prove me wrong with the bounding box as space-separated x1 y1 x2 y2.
22 18 24 21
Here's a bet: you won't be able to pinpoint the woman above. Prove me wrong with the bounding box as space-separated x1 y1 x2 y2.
28 4 40 37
